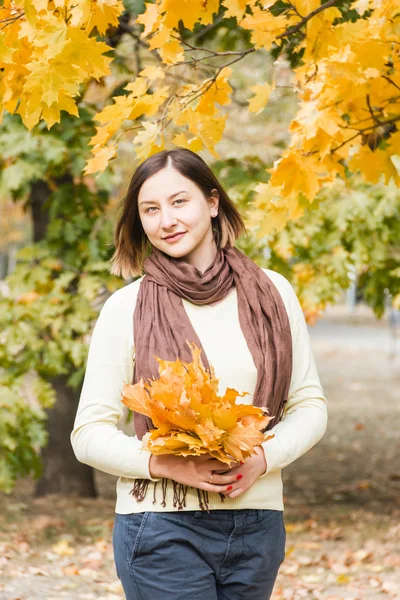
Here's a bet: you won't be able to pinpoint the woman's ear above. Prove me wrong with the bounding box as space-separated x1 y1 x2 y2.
210 188 219 213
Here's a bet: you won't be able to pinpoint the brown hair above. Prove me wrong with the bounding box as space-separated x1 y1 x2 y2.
109 147 247 279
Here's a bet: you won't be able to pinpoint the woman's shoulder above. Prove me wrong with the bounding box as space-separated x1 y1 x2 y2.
260 267 300 322
99 275 145 319
260 267 293 295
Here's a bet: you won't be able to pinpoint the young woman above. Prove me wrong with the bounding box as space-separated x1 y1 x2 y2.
71 148 328 600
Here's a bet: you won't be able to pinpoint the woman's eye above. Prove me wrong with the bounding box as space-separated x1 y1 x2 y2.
145 198 186 213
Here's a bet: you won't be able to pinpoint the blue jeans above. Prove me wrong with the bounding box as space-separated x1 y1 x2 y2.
112 508 286 600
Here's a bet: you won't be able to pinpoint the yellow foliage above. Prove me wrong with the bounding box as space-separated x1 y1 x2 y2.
0 1 120 128
0 0 399 234
241 6 297 52
121 341 275 465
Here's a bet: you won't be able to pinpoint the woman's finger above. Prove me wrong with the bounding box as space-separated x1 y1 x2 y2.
209 472 242 486
209 458 241 470
222 486 242 499
213 466 241 475
198 480 238 494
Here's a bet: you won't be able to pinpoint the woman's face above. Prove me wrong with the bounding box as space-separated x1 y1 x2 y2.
137 166 219 263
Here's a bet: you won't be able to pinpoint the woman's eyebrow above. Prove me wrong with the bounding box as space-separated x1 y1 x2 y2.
139 191 188 206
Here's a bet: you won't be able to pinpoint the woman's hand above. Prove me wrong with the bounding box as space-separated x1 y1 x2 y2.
149 453 243 494
212 445 267 500
149 447 267 497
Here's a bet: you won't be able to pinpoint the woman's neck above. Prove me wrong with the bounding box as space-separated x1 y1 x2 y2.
179 240 219 275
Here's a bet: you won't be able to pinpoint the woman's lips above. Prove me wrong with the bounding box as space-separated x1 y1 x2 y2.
163 232 187 243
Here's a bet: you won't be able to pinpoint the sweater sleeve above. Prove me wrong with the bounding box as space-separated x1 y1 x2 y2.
70 287 162 482
259 273 328 476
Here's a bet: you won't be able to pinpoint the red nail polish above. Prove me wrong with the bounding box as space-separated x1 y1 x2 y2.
236 474 243 480
240 461 244 465
227 485 233 491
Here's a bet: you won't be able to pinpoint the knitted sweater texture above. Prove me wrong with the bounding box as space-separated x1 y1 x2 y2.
70 268 328 514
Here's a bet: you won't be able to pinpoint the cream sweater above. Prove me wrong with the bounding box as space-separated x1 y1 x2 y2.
70 268 328 514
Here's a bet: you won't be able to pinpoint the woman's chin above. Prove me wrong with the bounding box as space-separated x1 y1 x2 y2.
159 239 195 258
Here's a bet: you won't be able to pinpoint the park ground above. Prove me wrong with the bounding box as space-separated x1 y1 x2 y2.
0 302 399 600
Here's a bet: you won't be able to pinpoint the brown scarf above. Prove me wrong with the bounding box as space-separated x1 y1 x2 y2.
129 244 293 511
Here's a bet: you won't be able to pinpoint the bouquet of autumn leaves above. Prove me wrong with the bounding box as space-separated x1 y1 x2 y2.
121 341 275 466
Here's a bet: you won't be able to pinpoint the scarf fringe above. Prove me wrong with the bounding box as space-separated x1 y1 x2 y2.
129 478 226 513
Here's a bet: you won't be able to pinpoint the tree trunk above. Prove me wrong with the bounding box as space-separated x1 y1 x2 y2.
35 375 97 497
30 180 51 243
30 177 97 497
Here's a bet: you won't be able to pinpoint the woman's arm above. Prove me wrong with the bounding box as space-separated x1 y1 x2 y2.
70 285 162 482
259 272 328 476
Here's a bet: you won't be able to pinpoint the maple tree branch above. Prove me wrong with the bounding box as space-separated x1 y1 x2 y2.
117 22 150 50
366 94 383 127
331 116 400 154
276 0 339 40
189 14 226 42
154 1 341 138
382 75 400 91
0 12 23 29
160 0 339 78
175 0 339 57
152 51 248 133
339 94 400 131
181 45 262 110
173 35 255 61
287 3 305 20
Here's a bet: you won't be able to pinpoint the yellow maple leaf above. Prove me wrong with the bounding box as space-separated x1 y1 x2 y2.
290 0 320 14
31 12 68 58
159 38 185 65
222 0 249 21
159 0 217 30
222 416 272 462
270 152 330 202
196 68 233 115
41 97 79 128
51 539 75 557
171 132 203 152
246 183 290 237
241 6 296 51
349 145 400 186
69 0 124 35
188 111 228 158
353 0 371 14
136 2 160 37
84 144 117 176
299 6 342 61
146 23 171 51
139 65 166 83
289 100 341 140
62 28 114 81
248 81 275 114
133 121 165 160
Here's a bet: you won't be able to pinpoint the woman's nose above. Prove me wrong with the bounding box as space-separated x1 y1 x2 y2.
160 210 178 228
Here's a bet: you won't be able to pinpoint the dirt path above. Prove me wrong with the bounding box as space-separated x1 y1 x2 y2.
1 305 399 600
